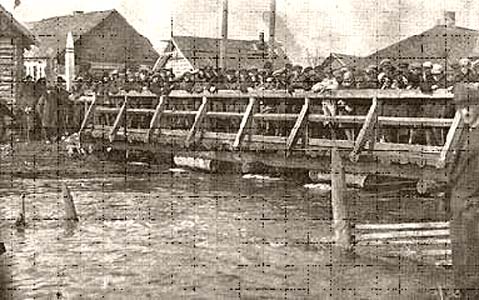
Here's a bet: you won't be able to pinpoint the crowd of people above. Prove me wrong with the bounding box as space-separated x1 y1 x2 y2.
5 57 478 143
69 58 479 97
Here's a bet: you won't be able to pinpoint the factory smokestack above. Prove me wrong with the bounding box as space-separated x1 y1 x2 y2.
445 11 456 27
269 0 276 59
220 0 228 70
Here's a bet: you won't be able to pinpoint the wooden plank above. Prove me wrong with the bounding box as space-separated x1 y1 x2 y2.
358 238 450 246
356 229 450 241
286 98 310 151
233 97 257 149
185 96 209 147
356 222 449 231
108 96 128 143
168 88 453 101
145 95 167 143
349 97 379 162
96 107 244 119
437 111 464 168
79 94 97 134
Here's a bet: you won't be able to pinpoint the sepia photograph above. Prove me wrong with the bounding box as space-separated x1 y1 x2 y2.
0 0 479 299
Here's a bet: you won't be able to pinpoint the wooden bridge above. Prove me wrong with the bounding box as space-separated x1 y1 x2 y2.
79 88 461 183
78 88 464 257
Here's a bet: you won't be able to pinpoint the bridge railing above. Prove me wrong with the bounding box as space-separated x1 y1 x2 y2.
79 88 462 170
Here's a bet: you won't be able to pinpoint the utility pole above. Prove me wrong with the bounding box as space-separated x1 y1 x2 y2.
220 0 228 70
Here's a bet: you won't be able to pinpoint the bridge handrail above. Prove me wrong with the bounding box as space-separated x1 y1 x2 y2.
106 89 454 101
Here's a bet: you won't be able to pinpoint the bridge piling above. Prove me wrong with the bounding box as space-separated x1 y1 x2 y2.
331 147 352 251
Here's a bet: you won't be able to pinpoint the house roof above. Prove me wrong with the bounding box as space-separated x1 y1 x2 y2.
163 35 290 70
320 52 363 71
0 4 35 47
361 25 479 67
25 10 115 58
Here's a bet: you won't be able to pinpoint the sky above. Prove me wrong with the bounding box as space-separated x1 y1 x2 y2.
2 0 479 64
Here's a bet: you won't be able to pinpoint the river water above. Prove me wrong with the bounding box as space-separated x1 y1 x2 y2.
0 163 452 299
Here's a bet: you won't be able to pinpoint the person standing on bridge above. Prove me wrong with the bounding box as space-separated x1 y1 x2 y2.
449 82 479 299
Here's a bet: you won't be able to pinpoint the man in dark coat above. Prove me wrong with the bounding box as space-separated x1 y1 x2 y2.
448 83 479 299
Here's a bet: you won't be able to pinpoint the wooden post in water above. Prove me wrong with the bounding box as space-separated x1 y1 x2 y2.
15 193 26 228
331 148 352 250
62 183 79 222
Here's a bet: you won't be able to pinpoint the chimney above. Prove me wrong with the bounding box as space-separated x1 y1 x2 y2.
219 0 228 70
73 11 84 16
445 11 456 27
269 0 276 59
259 32 265 44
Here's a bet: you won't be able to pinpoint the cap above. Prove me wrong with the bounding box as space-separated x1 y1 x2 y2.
431 64 443 75
459 58 472 67
379 59 392 68
423 61 433 69
398 62 409 68
410 62 422 70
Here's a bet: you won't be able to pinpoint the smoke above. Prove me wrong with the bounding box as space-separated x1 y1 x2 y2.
106 0 479 64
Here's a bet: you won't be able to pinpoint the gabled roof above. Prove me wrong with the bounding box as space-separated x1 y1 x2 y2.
0 4 35 47
320 52 363 71
164 35 290 70
25 10 115 57
361 25 479 67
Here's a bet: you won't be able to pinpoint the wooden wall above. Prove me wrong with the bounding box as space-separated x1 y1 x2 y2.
0 37 22 104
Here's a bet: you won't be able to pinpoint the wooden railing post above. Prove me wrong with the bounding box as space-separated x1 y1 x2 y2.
437 111 464 169
108 95 128 143
145 95 167 143
185 96 209 147
286 97 310 153
349 97 379 163
78 95 97 134
233 97 256 149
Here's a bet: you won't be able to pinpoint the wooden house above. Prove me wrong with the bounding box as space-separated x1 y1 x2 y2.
0 4 35 104
156 35 290 75
24 9 159 78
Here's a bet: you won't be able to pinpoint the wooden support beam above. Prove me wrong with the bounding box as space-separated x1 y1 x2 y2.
79 95 97 134
185 96 209 147
349 97 379 163
286 97 310 152
233 97 256 149
145 96 167 143
108 96 128 143
436 111 464 169
331 147 352 251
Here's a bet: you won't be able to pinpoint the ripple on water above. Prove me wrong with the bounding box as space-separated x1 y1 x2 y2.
0 172 452 299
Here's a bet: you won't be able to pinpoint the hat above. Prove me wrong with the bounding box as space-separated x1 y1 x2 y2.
398 62 409 68
431 64 443 75
454 83 479 107
379 59 392 68
459 58 472 67
423 61 433 69
410 62 422 70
